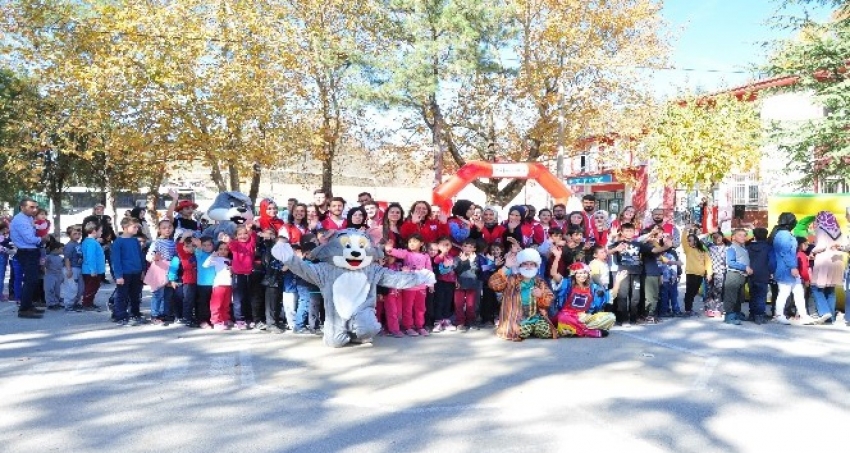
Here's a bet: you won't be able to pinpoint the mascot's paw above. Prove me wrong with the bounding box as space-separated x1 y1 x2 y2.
416 269 437 286
271 241 294 263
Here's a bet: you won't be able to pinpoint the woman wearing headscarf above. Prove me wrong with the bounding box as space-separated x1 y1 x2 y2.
129 207 152 241
808 210 845 324
477 207 505 245
447 199 475 250
501 205 536 247
768 212 814 325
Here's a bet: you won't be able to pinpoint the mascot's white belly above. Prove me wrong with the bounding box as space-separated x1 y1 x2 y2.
332 272 370 320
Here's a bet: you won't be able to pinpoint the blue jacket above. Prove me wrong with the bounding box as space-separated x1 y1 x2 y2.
111 236 144 278
747 240 775 284
195 250 215 286
81 237 106 275
772 230 799 284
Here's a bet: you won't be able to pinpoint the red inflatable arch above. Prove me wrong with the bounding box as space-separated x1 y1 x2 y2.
432 161 572 212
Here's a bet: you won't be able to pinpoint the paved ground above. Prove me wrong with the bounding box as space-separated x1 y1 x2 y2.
1 285 849 453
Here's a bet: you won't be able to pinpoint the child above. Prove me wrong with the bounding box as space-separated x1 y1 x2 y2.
43 242 65 310
550 262 615 338
795 236 813 320
146 219 177 325
222 225 257 330
588 245 615 297
34 208 51 239
454 238 485 331
81 221 105 311
704 231 728 317
386 233 431 336
479 242 503 327
658 237 683 317
607 223 657 326
430 237 456 332
378 244 404 337
62 225 84 311
0 222 11 301
111 217 145 325
260 230 286 334
294 235 323 334
746 227 774 325
193 236 216 329
204 241 233 330
170 236 198 327
722 228 752 325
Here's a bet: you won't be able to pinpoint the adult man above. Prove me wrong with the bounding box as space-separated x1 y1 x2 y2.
551 204 568 230
321 197 347 231
313 189 330 221
641 207 680 247
357 192 374 205
580 194 598 239
11 197 47 318
83 203 116 283
281 198 297 223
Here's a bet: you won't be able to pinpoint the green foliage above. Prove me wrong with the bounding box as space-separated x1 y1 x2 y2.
766 1 849 188
644 94 764 190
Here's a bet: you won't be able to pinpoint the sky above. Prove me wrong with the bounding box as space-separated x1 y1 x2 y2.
654 0 834 97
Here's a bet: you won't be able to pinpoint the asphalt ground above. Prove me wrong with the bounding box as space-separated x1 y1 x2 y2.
1 285 848 453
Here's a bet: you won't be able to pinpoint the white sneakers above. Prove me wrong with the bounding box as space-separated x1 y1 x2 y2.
773 315 791 325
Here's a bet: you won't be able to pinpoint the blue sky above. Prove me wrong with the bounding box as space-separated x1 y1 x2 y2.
654 0 834 97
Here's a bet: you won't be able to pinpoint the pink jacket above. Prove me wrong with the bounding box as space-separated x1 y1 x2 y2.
388 248 430 290
228 232 257 275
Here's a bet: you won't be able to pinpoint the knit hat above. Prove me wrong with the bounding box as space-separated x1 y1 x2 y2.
516 248 541 267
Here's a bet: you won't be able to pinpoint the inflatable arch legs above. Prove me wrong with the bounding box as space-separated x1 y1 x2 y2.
432 161 572 212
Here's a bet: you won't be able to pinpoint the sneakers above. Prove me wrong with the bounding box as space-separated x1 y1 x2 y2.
723 313 741 325
199 322 213 330
82 304 102 312
773 315 791 325
813 313 832 325
458 325 470 332
293 328 312 335
213 323 230 331
267 324 285 334
404 328 419 337
796 315 816 325
117 319 130 327
130 316 144 326
432 322 444 333
417 328 430 337
254 321 268 331
151 318 165 326
65 306 81 313
47 305 62 311
704 310 718 318
754 314 766 325
390 331 404 338
235 321 248 330
445 323 457 332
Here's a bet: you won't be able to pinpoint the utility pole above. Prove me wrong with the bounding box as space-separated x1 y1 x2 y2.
556 75 566 180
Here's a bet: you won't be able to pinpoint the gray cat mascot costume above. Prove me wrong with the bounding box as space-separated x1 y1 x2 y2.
203 191 254 239
272 230 436 347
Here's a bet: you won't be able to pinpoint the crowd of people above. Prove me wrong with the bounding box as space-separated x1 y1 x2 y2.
2 188 848 340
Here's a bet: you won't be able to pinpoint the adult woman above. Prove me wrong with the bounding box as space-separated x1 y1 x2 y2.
447 199 475 249
538 209 554 238
288 203 310 236
567 211 586 233
258 199 285 232
808 211 844 323
703 231 728 317
589 210 610 248
680 227 712 317
129 207 151 240
610 206 637 239
769 212 813 324
477 207 505 245
345 206 368 232
489 248 556 341
400 200 448 245
305 205 321 233
369 202 404 246
502 205 536 247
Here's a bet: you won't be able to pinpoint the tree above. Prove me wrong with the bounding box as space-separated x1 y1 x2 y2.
643 93 764 190
367 0 667 205
765 0 849 189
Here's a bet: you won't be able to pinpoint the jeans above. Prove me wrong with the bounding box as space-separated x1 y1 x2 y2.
748 281 769 316
10 256 23 300
295 284 321 330
15 249 40 311
659 281 680 314
114 273 143 321
811 286 836 319
172 283 197 321
231 274 250 322
0 253 7 297
264 285 282 325
150 285 174 318
65 267 84 308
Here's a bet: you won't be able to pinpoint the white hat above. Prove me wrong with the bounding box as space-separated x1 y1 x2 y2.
516 248 541 267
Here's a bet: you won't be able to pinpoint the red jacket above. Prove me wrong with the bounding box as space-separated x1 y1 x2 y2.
321 216 347 231
400 219 448 244
176 243 198 285
228 232 257 275
480 224 506 245
797 251 811 283
278 223 303 246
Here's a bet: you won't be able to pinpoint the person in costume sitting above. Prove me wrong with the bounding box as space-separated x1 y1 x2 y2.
488 248 556 341
549 257 616 338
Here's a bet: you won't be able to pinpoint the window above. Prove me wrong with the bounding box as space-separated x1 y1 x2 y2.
730 173 760 207
822 178 847 194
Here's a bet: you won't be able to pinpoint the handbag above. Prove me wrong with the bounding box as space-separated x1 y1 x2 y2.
143 260 170 292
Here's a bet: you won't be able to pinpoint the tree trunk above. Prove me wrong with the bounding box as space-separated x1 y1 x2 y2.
248 162 262 205
210 164 227 192
147 171 164 223
321 147 333 196
50 191 63 237
228 160 240 192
